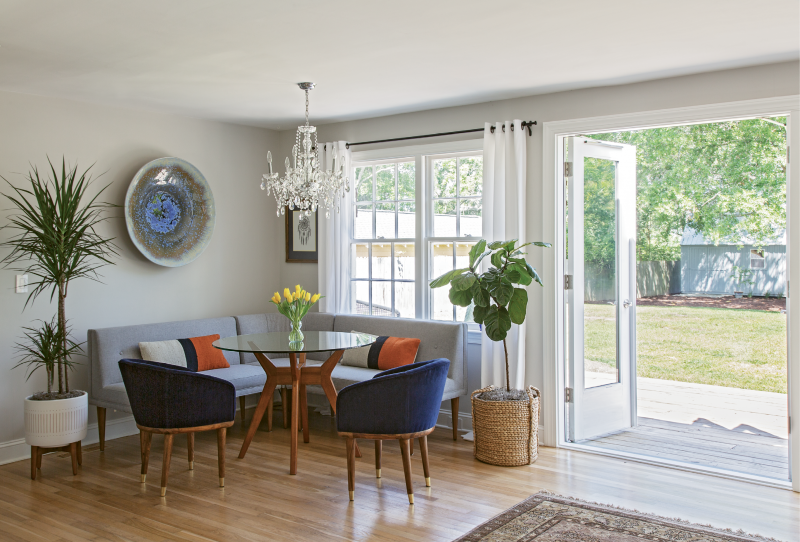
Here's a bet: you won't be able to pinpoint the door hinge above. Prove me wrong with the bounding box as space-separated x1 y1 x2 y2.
564 162 573 177
565 387 573 403
564 275 572 290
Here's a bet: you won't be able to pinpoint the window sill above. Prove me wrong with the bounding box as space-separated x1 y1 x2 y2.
468 329 482 345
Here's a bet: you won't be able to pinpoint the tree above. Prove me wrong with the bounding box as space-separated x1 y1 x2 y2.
584 117 786 264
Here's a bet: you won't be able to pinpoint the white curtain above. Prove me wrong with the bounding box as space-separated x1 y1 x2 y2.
481 120 527 390
317 141 353 314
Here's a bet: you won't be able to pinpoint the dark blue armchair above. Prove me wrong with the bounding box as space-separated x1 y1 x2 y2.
336 358 450 504
119 359 236 497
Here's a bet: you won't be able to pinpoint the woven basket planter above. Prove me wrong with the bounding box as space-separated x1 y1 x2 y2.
471 385 539 466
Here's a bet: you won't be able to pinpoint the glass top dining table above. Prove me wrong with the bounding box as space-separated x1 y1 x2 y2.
213 331 377 354
212 331 376 475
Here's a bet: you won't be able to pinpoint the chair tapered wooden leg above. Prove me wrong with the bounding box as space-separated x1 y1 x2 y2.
281 387 289 429
140 430 152 483
36 447 42 469
419 435 431 487
374 440 382 478
399 438 414 504
300 384 309 444
451 398 459 440
239 396 246 428
217 427 226 487
30 446 38 480
410 438 414 455
346 437 356 501
187 432 195 470
77 441 82 466
69 442 78 475
161 434 174 497
97 407 106 451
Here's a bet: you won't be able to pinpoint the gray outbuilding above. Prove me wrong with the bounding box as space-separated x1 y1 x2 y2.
680 228 786 296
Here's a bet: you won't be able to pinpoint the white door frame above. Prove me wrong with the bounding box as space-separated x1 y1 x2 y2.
541 95 800 492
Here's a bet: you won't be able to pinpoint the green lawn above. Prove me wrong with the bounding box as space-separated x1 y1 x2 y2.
584 304 787 393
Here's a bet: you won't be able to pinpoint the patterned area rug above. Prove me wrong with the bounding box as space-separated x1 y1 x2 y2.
454 492 782 542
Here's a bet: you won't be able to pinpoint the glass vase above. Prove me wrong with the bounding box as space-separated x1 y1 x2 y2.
289 319 304 343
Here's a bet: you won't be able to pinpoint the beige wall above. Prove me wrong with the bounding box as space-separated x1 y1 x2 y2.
277 60 800 409
0 91 282 452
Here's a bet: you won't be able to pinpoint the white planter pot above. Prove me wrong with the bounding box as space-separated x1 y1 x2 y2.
24 391 88 447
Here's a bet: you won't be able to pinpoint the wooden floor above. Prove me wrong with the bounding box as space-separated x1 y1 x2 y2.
583 373 789 480
1 410 797 542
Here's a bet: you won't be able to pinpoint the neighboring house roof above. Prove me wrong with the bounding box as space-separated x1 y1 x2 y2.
680 227 786 246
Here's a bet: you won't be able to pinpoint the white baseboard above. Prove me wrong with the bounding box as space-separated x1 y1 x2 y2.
0 415 139 467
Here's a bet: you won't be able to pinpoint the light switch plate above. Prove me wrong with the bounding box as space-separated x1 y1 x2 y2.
15 275 28 294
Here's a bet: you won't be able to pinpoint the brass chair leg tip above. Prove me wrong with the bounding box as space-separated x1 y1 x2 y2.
219 477 225 487
160 487 167 497
189 461 194 470
376 468 381 478
140 474 146 483
425 477 431 487
408 494 414 505
348 490 354 501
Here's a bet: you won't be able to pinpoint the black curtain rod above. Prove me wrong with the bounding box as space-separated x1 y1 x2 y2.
344 120 537 149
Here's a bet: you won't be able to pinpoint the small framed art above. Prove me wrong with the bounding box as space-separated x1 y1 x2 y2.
285 208 318 263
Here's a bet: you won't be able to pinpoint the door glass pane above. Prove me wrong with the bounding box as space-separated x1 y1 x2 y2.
431 242 454 320
395 282 415 319
376 202 396 238
433 199 456 236
372 243 391 279
584 157 619 388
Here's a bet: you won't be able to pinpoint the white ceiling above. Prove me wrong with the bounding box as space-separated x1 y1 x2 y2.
0 0 797 129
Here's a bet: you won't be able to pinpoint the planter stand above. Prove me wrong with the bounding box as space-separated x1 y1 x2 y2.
30 441 82 480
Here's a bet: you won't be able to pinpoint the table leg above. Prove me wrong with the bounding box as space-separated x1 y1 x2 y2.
318 349 360 456
299 384 309 444
239 378 277 459
289 352 302 475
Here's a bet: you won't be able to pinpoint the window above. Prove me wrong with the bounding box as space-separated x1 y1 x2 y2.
352 159 416 318
350 142 483 322
750 249 765 269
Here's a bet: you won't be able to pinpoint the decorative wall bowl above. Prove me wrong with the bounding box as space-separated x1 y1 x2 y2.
124 157 215 267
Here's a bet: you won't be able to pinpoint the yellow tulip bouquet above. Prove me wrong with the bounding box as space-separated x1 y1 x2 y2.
271 285 322 343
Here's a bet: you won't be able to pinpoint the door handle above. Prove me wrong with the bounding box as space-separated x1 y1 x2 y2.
623 299 631 309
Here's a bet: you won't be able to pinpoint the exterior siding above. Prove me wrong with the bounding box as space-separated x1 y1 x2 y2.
680 244 786 296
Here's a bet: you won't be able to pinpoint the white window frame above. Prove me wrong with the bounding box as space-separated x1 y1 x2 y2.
350 139 483 321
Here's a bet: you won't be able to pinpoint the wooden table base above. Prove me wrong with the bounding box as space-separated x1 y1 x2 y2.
238 348 345 474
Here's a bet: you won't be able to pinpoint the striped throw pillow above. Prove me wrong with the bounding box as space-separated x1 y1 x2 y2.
342 331 420 370
139 334 230 372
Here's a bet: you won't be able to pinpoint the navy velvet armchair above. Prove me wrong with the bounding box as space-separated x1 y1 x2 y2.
336 358 450 504
119 358 236 496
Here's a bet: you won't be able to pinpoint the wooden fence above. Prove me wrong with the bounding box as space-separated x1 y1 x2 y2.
585 260 680 302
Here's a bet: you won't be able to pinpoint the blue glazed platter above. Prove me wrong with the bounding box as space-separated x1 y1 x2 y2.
124 157 215 267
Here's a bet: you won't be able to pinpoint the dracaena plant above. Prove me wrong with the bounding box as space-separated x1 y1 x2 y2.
430 239 550 391
1 158 118 395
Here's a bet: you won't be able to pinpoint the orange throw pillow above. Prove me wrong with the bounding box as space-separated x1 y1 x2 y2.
186 334 230 371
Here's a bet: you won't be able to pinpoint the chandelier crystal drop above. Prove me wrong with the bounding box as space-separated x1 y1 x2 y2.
260 82 349 219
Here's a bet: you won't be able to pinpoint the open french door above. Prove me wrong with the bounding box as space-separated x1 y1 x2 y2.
566 136 638 442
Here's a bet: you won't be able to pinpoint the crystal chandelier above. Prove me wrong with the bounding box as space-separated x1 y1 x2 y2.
260 82 349 218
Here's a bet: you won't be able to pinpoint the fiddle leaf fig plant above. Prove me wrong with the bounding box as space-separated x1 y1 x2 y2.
431 239 551 391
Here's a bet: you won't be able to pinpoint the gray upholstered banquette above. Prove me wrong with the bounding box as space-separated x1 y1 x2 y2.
88 313 467 450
